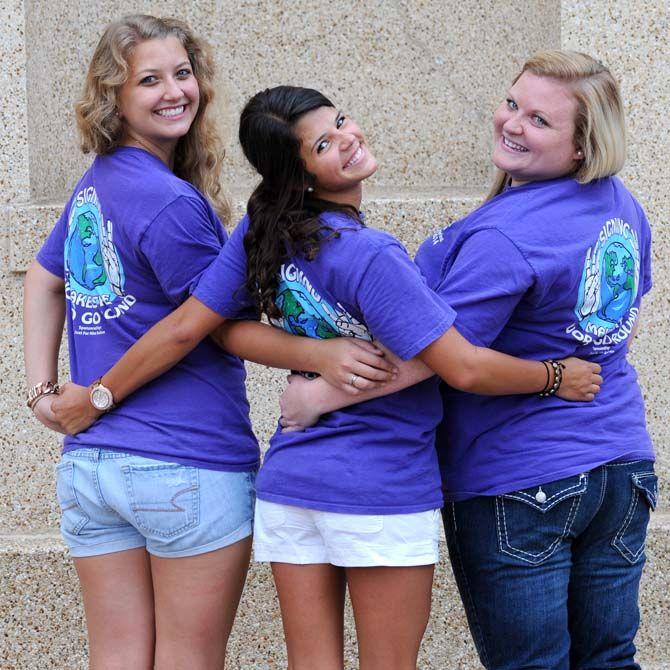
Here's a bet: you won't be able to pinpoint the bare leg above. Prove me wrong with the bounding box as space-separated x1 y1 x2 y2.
346 565 434 670
150 536 251 670
272 562 346 670
73 548 155 670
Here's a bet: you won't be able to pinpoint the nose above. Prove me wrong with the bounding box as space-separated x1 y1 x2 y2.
337 131 357 151
502 112 523 135
163 76 184 100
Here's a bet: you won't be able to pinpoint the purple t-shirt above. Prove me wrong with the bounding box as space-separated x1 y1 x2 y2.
415 176 654 500
195 212 456 514
37 147 259 471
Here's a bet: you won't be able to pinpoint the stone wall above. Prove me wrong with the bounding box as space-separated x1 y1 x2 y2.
1 1 667 667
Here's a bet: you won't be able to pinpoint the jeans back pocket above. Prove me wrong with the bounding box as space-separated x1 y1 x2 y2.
612 471 657 564
496 473 588 565
123 463 199 539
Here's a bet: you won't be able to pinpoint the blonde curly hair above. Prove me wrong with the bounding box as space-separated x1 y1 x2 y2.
75 14 229 223
487 50 626 201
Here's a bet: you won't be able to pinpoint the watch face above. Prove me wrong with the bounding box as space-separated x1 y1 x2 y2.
91 387 112 410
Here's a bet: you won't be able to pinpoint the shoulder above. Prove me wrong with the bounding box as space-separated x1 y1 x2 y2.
322 211 406 256
101 147 211 214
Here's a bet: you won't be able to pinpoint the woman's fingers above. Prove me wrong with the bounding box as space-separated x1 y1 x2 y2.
349 346 397 375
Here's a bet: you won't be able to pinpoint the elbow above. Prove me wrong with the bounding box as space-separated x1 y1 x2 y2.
448 365 479 392
443 351 482 392
170 313 206 350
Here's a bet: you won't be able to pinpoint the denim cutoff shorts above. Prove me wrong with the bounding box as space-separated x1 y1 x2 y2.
55 448 256 558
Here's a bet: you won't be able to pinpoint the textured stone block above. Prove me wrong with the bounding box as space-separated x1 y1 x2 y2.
2 515 668 669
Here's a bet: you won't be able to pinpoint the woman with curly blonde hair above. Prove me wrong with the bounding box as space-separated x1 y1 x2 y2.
23 15 253 668
24 16 395 666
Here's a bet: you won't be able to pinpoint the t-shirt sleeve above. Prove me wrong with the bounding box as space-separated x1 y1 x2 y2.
639 205 653 295
193 216 256 319
36 208 68 278
434 228 535 347
139 195 224 305
355 242 456 360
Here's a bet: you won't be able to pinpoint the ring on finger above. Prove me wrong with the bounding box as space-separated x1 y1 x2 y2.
350 374 360 388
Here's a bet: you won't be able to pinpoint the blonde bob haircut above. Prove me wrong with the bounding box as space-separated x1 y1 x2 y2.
487 50 626 201
75 14 229 223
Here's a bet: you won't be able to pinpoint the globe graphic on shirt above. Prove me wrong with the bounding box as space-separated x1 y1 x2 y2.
598 240 635 324
276 287 339 339
66 211 108 291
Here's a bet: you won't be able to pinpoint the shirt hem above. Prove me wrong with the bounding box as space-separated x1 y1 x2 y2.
61 444 260 473
443 448 655 501
256 491 444 515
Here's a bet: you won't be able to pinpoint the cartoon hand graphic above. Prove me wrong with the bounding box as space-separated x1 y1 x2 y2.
100 219 124 296
578 241 601 320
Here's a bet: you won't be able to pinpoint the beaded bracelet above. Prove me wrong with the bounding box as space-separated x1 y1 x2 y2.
539 360 565 397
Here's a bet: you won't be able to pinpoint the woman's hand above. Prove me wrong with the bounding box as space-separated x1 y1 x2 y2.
279 375 324 432
51 382 103 435
312 338 398 395
32 395 67 434
556 357 603 401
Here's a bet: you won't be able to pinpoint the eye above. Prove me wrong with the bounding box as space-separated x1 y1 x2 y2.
316 139 330 154
532 114 548 127
336 113 346 128
506 98 518 110
176 68 192 79
139 75 158 85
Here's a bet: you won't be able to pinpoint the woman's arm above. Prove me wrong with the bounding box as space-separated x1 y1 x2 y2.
53 299 398 434
53 295 225 433
279 350 432 431
23 261 66 433
212 320 397 392
279 329 602 431
418 326 601 398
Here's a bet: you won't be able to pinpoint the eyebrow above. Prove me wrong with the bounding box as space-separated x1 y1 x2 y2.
311 109 341 152
135 61 191 76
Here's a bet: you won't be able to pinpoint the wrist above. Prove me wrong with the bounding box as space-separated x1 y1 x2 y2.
304 338 325 375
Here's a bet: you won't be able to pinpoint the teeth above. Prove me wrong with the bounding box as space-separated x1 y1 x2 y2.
344 146 363 169
156 106 185 118
503 136 528 152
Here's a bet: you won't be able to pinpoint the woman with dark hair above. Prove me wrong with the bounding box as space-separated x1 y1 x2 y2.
52 85 601 669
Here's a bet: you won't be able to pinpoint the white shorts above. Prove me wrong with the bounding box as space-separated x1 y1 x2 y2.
253 500 441 567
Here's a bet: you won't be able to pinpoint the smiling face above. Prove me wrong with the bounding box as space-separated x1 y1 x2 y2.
492 72 582 186
294 106 378 208
117 36 199 165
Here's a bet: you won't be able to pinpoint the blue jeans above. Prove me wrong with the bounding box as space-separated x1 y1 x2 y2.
443 460 657 670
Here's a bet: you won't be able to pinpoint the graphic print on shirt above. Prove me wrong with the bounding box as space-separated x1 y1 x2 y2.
64 186 136 336
272 262 371 341
569 217 640 352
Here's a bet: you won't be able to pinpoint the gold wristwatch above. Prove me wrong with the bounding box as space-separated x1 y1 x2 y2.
89 379 115 412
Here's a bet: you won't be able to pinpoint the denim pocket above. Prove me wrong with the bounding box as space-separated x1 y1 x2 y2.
55 460 89 535
123 463 199 538
612 471 657 564
496 473 588 565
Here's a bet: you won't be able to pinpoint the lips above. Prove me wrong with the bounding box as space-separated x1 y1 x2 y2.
502 136 528 152
155 105 186 118
344 145 364 169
